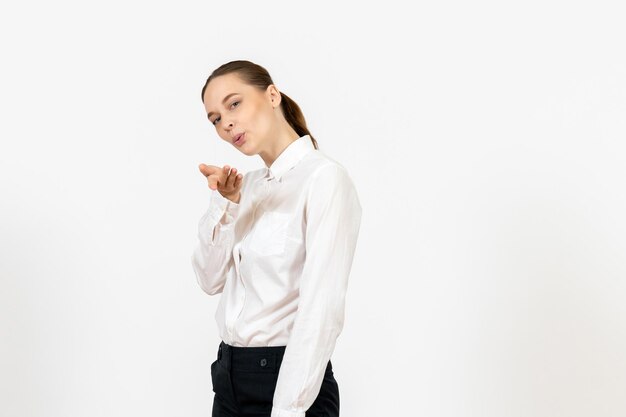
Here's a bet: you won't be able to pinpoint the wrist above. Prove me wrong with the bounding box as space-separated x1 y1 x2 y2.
222 192 240 204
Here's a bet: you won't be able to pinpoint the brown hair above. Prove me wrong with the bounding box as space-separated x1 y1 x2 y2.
201 60 319 150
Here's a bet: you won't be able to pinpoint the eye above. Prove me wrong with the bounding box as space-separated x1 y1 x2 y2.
212 101 240 126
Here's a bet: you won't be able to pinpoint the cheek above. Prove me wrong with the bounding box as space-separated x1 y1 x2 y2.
247 102 266 121
252 104 274 128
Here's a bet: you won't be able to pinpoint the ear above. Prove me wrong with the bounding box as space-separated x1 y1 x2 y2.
266 84 282 108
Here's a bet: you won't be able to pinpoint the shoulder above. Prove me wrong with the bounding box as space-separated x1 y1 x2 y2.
304 152 360 208
305 150 355 185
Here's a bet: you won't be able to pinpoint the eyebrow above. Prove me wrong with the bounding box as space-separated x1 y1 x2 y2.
207 93 240 120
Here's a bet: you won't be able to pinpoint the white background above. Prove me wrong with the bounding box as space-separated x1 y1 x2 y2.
1 1 625 416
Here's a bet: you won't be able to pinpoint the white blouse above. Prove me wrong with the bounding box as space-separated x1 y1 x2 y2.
191 134 362 417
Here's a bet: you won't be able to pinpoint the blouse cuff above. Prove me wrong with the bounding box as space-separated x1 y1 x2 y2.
207 189 240 225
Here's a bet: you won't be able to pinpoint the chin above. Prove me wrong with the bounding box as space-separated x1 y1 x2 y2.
237 145 254 155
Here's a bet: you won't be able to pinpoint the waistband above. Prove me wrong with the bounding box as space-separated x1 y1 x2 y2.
217 340 287 372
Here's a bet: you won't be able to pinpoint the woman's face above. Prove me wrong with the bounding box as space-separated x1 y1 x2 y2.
203 73 279 155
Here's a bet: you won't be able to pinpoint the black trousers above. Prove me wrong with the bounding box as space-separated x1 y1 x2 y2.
210 340 340 417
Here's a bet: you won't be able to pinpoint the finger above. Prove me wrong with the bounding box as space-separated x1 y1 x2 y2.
225 167 237 189
217 167 227 186
199 163 219 178
221 165 231 187
208 174 220 190
234 172 243 189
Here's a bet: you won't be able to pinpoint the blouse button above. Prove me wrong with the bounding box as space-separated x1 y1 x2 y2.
260 358 267 367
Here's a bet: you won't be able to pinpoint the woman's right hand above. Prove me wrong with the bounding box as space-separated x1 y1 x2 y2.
198 163 243 204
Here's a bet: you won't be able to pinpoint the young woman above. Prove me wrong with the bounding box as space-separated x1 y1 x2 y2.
191 60 362 417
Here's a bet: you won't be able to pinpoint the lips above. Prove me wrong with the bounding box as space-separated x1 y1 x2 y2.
234 132 245 145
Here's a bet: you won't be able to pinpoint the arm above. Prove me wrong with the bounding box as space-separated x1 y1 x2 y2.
190 189 240 295
271 164 363 417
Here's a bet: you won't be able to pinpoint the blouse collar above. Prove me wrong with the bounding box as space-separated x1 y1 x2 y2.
264 134 315 182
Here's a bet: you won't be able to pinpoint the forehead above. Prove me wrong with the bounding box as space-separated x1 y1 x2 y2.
204 73 252 107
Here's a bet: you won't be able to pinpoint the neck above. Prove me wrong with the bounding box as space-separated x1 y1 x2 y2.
260 124 300 168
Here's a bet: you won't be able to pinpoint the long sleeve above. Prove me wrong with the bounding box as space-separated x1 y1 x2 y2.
270 164 362 417
191 189 240 295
